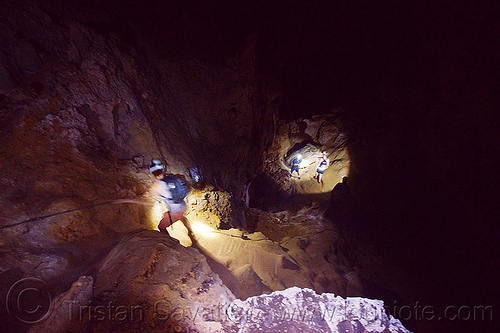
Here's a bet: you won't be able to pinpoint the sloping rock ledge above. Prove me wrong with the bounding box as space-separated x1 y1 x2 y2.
30 230 411 333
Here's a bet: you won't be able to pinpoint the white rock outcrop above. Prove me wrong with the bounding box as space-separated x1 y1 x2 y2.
228 286 410 333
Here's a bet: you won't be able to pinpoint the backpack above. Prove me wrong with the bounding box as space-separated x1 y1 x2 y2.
187 165 203 183
161 176 190 204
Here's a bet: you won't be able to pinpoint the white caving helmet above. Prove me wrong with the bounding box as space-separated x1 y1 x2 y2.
149 159 165 173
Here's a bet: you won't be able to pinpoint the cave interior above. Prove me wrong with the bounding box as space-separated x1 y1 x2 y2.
0 1 498 332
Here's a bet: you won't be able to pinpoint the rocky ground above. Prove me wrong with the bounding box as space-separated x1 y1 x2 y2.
28 226 410 333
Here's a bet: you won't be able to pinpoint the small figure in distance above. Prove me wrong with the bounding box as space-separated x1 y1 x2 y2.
290 154 302 179
315 151 330 183
327 176 352 224
145 159 197 245
331 176 351 206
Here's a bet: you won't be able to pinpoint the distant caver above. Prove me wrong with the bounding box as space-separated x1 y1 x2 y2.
315 151 330 183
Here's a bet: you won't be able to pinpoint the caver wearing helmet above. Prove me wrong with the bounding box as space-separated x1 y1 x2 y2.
149 159 165 175
315 151 330 184
146 159 196 245
289 154 302 179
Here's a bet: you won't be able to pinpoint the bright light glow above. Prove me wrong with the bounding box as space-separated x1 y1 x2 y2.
149 200 167 229
298 157 312 168
190 219 218 238
148 201 220 246
166 221 192 247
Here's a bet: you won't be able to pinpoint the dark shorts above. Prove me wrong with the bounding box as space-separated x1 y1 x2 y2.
291 165 299 173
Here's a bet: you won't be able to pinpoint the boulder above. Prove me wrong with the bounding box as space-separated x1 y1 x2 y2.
90 230 237 332
227 287 411 333
29 276 94 333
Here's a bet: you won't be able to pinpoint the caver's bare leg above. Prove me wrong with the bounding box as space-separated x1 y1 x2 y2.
158 211 173 233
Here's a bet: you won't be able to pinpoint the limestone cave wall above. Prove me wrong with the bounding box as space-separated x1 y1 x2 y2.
1 1 496 333
0 0 277 304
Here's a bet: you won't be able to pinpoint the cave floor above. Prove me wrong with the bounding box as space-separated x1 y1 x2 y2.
164 205 367 301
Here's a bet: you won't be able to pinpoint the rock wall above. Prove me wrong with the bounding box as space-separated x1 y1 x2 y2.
0 0 277 324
